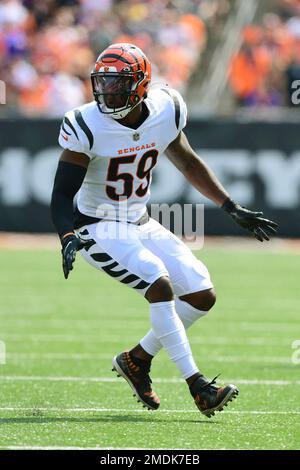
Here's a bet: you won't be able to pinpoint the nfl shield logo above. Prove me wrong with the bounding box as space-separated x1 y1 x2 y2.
133 132 140 141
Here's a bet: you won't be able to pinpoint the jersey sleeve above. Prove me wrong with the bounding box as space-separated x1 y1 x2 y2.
58 109 94 158
170 88 187 132
161 87 187 133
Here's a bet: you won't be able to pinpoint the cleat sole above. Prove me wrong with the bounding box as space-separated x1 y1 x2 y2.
199 385 239 418
112 355 159 411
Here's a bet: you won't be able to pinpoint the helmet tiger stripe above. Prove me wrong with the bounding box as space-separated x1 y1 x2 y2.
91 43 151 119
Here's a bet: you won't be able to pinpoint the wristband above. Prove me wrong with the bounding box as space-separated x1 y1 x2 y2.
61 232 75 240
221 198 237 213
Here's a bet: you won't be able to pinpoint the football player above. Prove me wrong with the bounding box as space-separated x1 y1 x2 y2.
51 43 278 418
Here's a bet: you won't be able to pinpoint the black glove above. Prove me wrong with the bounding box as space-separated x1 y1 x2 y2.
61 234 93 279
222 198 278 242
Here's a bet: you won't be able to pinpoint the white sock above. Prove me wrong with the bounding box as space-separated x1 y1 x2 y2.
140 298 208 357
149 300 199 379
175 298 208 328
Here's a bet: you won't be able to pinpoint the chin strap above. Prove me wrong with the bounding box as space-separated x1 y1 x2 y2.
97 97 143 120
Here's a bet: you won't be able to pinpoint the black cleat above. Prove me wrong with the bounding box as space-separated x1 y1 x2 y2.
190 374 239 418
112 352 160 410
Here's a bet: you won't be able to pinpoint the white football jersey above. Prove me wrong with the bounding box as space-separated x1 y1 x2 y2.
58 86 187 223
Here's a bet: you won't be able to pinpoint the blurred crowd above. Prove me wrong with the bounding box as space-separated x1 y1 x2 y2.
3 0 300 116
229 0 300 108
0 0 227 117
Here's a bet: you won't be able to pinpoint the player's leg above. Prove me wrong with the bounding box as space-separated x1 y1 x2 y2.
114 273 206 407
130 217 215 359
130 218 239 416
134 288 216 360
76 221 167 409
76 221 205 410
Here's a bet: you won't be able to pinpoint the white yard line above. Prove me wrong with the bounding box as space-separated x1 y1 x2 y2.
0 376 299 385
5 352 293 364
239 322 300 332
0 333 290 346
0 406 299 415
0 320 146 328
1 319 298 332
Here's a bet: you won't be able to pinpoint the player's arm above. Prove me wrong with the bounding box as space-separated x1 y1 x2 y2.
50 149 92 279
166 131 229 206
165 131 278 241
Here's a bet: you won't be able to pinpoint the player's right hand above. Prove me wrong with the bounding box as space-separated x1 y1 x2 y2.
61 234 93 279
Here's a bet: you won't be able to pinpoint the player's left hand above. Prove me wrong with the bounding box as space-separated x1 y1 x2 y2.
61 234 93 279
222 198 278 242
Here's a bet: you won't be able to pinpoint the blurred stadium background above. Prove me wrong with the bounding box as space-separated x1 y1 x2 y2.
0 0 300 235
0 0 300 451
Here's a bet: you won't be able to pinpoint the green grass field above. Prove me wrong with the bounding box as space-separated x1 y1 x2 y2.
0 246 299 450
